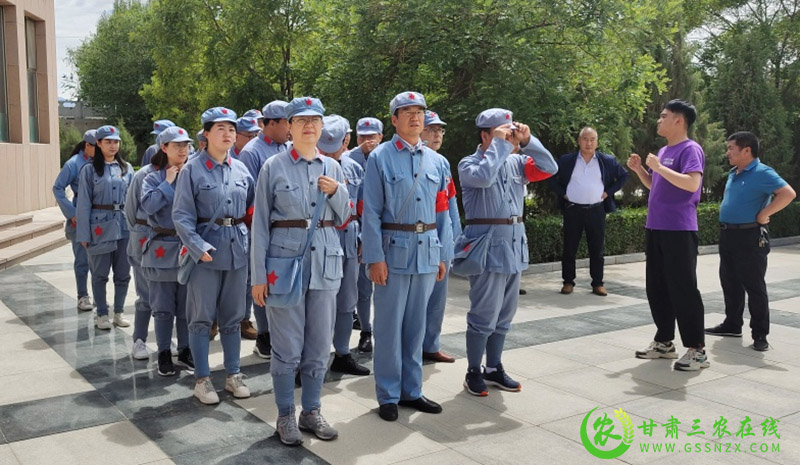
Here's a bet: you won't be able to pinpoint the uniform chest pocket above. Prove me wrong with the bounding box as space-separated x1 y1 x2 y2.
383 170 407 185
346 177 362 199
425 171 441 186
197 183 218 205
274 183 301 210
92 176 107 195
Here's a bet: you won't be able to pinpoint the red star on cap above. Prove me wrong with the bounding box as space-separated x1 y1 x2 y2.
305 99 312 105
365 121 370 126
505 113 510 119
180 247 188 257
138 237 147 248
155 124 160 129
205 160 214 170
222 109 228 114
178 129 184 134
267 270 279 285
110 128 115 133
155 246 166 258
408 93 415 100
94 226 103 236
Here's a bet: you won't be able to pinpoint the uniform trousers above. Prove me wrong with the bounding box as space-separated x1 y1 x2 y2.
88 238 131 316
423 263 450 353
268 288 337 416
130 262 152 342
149 280 189 352
71 239 90 299
333 256 359 354
373 271 436 405
186 264 247 379
466 271 521 370
356 264 374 332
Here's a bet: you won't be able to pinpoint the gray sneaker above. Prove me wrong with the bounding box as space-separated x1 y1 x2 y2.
276 407 303 446
635 340 678 359
299 408 338 440
674 348 710 371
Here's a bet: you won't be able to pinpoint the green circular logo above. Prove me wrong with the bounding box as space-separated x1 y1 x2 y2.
581 407 634 459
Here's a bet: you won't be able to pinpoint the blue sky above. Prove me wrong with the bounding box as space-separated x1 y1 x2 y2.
55 0 114 99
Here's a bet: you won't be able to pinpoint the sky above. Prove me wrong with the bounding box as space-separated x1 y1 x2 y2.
54 0 115 99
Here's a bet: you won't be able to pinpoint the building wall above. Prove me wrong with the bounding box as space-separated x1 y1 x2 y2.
0 0 58 215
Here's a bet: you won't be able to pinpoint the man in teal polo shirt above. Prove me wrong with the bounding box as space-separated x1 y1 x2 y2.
705 132 796 351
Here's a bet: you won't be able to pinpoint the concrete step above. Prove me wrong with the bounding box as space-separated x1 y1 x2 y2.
0 214 33 231
0 220 65 249
0 230 69 270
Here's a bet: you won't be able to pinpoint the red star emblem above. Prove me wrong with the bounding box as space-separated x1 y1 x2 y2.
94 226 103 236
290 149 299 160
431 112 437 117
155 124 160 129
267 270 279 285
365 121 370 126
138 237 147 248
222 109 228 114
464 243 472 252
178 129 184 134
505 113 510 120
305 98 312 105
155 246 166 258
180 247 188 257
408 93 415 100
205 160 214 170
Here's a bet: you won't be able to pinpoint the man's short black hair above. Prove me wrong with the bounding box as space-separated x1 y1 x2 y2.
664 99 697 128
264 118 283 125
727 131 760 158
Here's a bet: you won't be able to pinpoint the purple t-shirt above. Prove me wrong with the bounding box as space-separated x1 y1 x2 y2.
646 139 705 231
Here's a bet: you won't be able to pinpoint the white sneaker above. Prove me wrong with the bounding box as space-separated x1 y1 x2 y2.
674 348 710 371
113 313 131 327
225 373 251 398
194 377 220 405
170 340 178 357
131 338 149 360
95 314 112 330
77 296 95 311
635 340 678 359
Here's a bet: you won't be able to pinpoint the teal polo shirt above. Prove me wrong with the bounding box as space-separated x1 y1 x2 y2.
719 158 787 224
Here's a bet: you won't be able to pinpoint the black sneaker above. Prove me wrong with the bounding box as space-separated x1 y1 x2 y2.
705 324 742 337
253 332 272 359
175 347 195 372
483 363 521 392
157 350 175 377
330 353 370 376
463 367 488 396
352 314 361 331
753 336 770 352
358 331 372 353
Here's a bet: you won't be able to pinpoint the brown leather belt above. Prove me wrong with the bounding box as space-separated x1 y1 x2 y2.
466 216 523 225
271 219 336 229
720 222 759 230
135 219 148 226
93 203 124 211
382 222 437 233
198 217 245 226
152 226 177 236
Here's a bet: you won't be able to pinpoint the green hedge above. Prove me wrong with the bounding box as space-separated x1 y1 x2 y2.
525 202 800 264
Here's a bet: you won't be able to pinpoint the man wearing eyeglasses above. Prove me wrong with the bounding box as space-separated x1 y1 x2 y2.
232 117 260 160
419 111 461 363
238 100 291 353
361 92 452 422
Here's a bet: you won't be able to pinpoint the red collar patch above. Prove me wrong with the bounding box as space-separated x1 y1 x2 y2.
290 149 299 160
394 140 404 151
205 159 214 170
263 134 273 144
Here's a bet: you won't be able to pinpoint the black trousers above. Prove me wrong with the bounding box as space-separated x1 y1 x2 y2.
561 203 606 287
719 227 770 338
645 229 705 348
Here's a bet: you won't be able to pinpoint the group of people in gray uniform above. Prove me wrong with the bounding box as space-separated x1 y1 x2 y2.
53 91 560 446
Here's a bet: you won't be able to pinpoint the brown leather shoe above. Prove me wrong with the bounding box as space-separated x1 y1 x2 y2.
560 283 574 295
241 320 257 340
592 286 608 296
422 351 456 363
209 321 219 341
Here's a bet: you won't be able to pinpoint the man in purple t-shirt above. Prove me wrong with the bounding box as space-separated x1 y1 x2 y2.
627 99 709 372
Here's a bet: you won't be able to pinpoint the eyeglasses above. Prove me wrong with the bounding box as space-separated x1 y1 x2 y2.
292 116 323 126
238 132 257 139
398 109 424 118
425 127 446 135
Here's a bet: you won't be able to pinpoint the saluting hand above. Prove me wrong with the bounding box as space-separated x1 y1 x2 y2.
318 175 338 195
252 283 268 307
492 124 514 142
513 122 532 147
165 166 180 184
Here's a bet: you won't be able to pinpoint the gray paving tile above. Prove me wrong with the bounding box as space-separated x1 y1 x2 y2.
0 391 126 442
170 436 328 465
